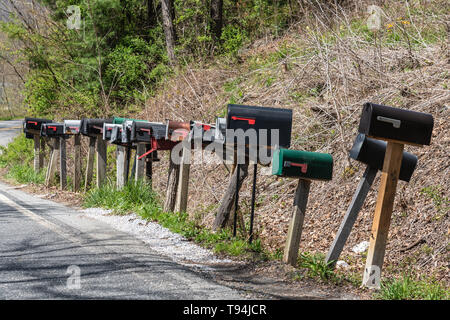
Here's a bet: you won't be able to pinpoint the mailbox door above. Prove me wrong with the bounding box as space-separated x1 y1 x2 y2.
80 118 113 136
64 120 81 135
227 104 293 148
358 103 433 145
131 122 151 143
272 148 333 181
349 133 418 182
41 123 64 137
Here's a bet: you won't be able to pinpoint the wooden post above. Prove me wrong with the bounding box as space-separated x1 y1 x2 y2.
116 145 127 189
212 162 249 230
96 136 107 188
59 137 67 190
363 142 404 289
84 136 96 190
283 178 311 266
326 166 378 266
175 144 191 213
164 149 180 212
145 144 153 183
73 135 81 192
249 163 258 243
33 135 44 172
45 138 59 187
135 144 146 181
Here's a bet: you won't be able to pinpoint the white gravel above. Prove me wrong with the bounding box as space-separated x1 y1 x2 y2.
80 208 236 269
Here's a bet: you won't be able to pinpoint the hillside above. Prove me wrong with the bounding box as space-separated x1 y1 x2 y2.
137 2 449 284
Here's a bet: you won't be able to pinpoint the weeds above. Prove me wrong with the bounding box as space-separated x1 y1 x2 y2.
375 274 449 300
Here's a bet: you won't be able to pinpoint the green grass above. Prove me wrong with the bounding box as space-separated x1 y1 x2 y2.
6 164 45 184
375 274 449 300
0 133 45 185
83 180 268 259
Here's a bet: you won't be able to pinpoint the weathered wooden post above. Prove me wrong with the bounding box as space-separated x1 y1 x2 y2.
40 122 66 187
59 136 67 190
96 137 107 187
356 103 433 288
175 141 191 213
33 135 44 172
80 118 113 189
135 143 146 181
63 120 82 192
271 148 333 266
45 137 60 186
23 118 52 172
325 133 418 266
85 136 96 190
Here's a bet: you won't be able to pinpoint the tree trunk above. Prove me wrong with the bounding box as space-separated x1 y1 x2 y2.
161 0 177 64
163 150 180 212
213 162 249 230
147 0 156 27
210 0 224 44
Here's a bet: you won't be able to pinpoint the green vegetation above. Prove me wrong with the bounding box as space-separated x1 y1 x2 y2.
375 274 449 300
0 134 44 184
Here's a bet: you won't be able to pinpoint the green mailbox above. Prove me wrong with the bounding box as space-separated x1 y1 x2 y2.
272 148 333 181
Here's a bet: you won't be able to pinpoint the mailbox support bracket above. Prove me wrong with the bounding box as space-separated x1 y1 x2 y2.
283 178 311 266
362 141 404 289
325 165 378 266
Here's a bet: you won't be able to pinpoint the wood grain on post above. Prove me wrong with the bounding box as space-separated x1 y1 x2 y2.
175 144 191 213
59 137 67 190
84 136 96 190
116 145 127 189
73 135 81 192
212 161 249 230
145 144 153 183
164 149 180 212
326 166 378 266
45 138 59 187
363 141 404 289
135 144 146 182
96 137 107 188
33 135 42 172
283 178 311 266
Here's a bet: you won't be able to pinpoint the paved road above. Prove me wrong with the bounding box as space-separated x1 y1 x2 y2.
0 122 245 299
0 120 22 147
0 182 245 299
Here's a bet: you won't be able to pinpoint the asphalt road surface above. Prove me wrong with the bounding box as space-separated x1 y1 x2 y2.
0 120 22 147
0 121 245 300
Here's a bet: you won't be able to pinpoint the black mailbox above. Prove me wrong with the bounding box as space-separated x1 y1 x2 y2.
24 117 53 136
349 133 418 182
41 122 65 137
358 103 434 145
80 118 113 136
130 121 167 143
226 104 293 148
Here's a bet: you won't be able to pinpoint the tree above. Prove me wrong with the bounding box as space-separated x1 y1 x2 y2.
161 0 176 64
210 0 223 46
